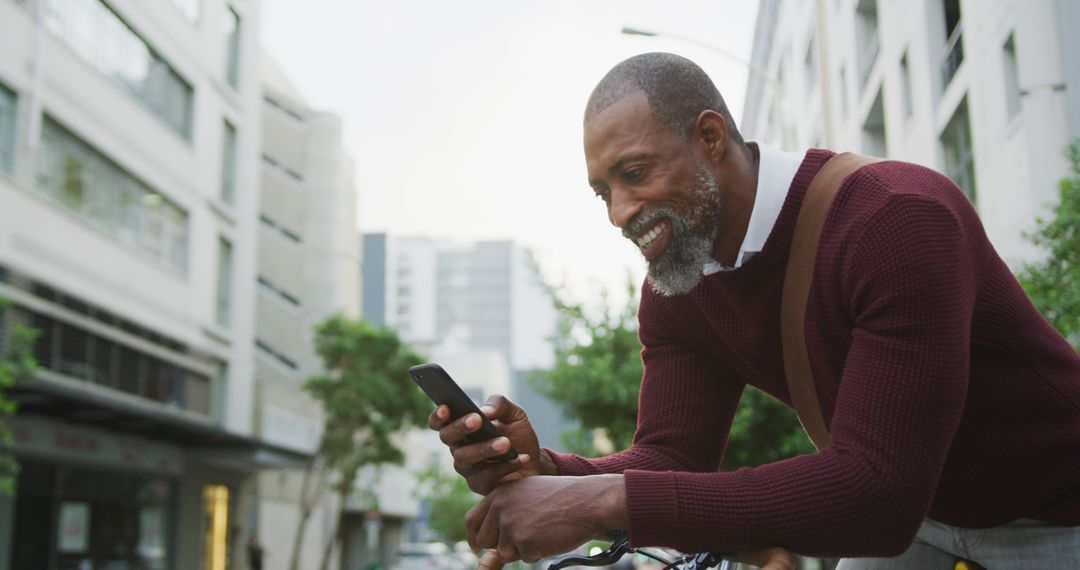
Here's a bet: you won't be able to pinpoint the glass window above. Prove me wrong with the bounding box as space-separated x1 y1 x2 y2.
221 120 237 204
1002 33 1021 120
941 97 977 202
900 51 914 118
13 461 177 570
804 36 818 91
36 117 190 272
224 7 241 88
855 0 879 89
43 0 194 138
941 0 964 87
216 238 233 327
0 83 15 175
861 88 887 156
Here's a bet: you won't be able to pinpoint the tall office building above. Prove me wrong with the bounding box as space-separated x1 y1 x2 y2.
743 0 1080 265
361 234 570 450
0 0 291 568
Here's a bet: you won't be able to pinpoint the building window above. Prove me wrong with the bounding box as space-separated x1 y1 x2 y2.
36 117 190 271
17 306 210 413
855 0 880 89
838 65 849 121
941 0 964 88
216 238 233 327
941 97 976 202
224 7 241 88
861 88 887 157
0 82 15 175
804 35 818 92
221 120 237 204
44 0 194 139
899 51 914 118
168 0 199 22
1002 33 1021 121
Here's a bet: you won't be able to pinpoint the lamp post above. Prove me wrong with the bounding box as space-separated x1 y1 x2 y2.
620 26 777 85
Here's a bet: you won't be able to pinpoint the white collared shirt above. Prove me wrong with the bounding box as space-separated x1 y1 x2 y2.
703 142 807 275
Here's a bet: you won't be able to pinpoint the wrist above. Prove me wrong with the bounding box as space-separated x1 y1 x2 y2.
536 448 560 476
590 474 629 531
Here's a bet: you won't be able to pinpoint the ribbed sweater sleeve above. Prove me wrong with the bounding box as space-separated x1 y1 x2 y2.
623 176 976 557
549 287 745 477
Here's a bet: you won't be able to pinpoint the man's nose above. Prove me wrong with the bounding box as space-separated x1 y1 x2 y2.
608 187 642 229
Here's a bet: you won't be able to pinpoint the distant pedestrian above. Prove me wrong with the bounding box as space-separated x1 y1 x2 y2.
247 536 265 570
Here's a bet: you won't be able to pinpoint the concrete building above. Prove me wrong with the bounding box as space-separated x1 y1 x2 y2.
0 0 292 569
743 0 1080 266
249 55 361 570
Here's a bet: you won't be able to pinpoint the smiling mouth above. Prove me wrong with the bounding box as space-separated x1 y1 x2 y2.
635 221 667 249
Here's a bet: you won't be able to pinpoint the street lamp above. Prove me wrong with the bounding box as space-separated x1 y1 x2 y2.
620 26 777 85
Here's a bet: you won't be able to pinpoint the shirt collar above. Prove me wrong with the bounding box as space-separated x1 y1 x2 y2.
703 142 807 275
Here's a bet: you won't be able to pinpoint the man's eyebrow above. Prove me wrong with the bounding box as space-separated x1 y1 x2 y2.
589 153 658 188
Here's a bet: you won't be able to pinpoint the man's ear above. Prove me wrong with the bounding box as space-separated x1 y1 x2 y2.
694 110 728 164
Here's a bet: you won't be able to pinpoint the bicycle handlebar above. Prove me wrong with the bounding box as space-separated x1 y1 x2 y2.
544 532 734 570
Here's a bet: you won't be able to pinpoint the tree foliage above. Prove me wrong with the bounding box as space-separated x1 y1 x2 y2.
0 298 38 496
531 283 642 454
414 464 481 544
533 280 813 468
302 315 430 569
1018 140 1080 350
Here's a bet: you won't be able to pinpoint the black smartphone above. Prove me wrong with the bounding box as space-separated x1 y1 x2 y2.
409 362 519 462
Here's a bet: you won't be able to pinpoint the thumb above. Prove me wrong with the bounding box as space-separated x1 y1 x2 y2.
476 549 505 570
481 395 525 423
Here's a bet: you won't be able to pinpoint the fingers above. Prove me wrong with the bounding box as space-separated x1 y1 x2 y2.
438 412 484 446
427 405 451 431
737 547 796 570
475 550 504 570
465 499 491 553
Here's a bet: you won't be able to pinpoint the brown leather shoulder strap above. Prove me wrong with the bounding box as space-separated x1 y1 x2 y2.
781 152 883 450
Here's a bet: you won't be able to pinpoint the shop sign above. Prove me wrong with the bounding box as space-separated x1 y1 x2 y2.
10 415 185 475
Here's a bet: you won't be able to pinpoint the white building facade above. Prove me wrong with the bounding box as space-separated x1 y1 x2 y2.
0 0 283 568
250 55 361 570
743 0 1080 266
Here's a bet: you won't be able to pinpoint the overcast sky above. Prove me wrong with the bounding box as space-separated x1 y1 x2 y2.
261 0 760 308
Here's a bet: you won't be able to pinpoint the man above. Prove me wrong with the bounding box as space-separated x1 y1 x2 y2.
431 53 1080 569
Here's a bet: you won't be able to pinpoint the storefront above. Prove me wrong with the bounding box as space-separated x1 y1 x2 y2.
0 414 265 570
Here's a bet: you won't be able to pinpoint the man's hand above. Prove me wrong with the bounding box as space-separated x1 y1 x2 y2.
736 547 797 570
465 474 628 564
429 395 557 495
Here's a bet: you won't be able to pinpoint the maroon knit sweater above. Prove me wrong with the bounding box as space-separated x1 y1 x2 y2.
548 149 1080 557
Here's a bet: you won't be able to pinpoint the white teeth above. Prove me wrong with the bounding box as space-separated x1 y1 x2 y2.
636 223 665 248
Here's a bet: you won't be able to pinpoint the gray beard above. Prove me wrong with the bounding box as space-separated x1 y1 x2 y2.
625 167 723 296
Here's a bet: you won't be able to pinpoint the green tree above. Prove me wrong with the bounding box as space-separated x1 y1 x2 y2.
291 315 430 570
414 464 481 543
1018 140 1080 350
0 298 38 495
533 279 812 468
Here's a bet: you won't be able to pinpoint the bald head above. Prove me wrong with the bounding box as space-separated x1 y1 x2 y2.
584 52 742 144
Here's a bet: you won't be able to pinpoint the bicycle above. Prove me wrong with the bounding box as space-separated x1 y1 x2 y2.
546 532 734 570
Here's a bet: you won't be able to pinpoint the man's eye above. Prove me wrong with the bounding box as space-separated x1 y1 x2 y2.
625 168 645 182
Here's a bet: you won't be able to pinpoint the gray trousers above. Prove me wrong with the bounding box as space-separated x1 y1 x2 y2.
836 518 1080 569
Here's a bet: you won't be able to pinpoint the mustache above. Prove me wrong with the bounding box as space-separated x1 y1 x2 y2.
622 208 680 239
